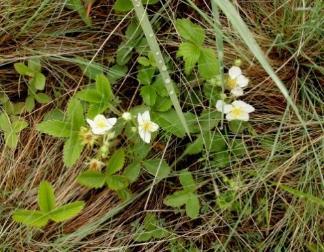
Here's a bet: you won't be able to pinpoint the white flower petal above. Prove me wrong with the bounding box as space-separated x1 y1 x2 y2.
228 66 242 79
137 113 143 125
106 117 117 127
231 87 244 97
139 127 151 143
216 100 232 113
232 100 255 113
93 114 106 123
149 122 159 132
242 103 255 113
91 127 108 135
226 111 249 121
142 111 151 121
86 118 96 129
236 75 249 87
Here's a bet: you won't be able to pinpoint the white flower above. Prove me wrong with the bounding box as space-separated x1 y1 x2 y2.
216 100 232 113
137 111 159 143
122 112 132 121
86 114 117 135
226 100 255 121
227 66 249 97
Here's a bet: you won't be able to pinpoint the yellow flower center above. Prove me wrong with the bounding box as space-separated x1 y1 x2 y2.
231 107 243 117
142 121 152 132
226 78 237 90
96 119 107 128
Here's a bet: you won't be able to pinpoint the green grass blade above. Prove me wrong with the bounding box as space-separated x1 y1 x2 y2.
130 0 191 139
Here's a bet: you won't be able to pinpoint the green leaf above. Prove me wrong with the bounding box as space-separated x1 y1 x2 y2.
106 149 125 175
134 230 153 242
153 96 173 112
212 151 230 168
43 108 65 121
96 74 113 101
185 194 200 218
0 113 11 132
202 131 227 153
106 175 129 190
177 42 201 75
175 19 205 46
113 0 159 12
25 96 35 112
63 133 84 167
34 93 51 104
184 136 204 155
77 87 102 103
152 110 187 138
138 56 151 66
38 181 56 212
76 57 103 80
163 190 190 207
49 201 85 222
77 171 106 189
116 188 132 201
198 48 219 80
66 98 84 130
14 63 34 77
12 210 48 228
179 170 196 192
37 120 72 138
229 120 248 134
30 72 46 90
137 67 155 86
199 109 221 131
143 159 171 179
123 162 141 183
107 64 128 84
12 119 28 132
4 132 18 149
28 58 41 72
140 86 157 106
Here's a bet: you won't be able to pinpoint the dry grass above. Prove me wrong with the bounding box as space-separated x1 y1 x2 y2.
0 0 323 251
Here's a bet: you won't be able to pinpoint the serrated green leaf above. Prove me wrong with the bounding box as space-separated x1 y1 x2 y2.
185 194 200 219
137 67 155 86
12 119 28 132
77 87 102 103
87 102 111 119
123 162 141 183
14 63 34 77
96 74 113 101
140 86 157 106
25 96 35 112
63 133 84 167
106 149 125 175
229 120 248 134
49 201 85 222
184 136 204 155
77 171 106 189
179 170 196 192
12 210 49 228
202 131 227 153
137 56 151 66
30 72 46 90
198 47 219 80
107 64 128 83
34 93 51 104
66 98 84 130
199 109 221 131
175 19 205 46
163 190 190 207
143 159 171 179
37 120 72 138
4 132 19 149
153 96 172 112
38 181 56 212
76 57 103 80
177 42 201 75
106 175 129 190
